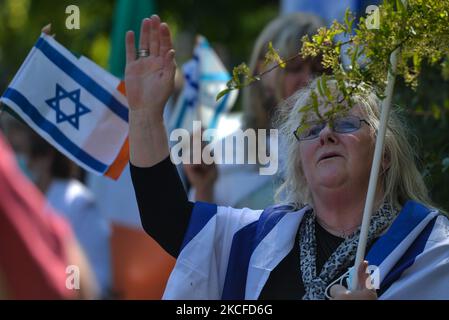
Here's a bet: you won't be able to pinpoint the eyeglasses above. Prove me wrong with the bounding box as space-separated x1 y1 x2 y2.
293 115 369 141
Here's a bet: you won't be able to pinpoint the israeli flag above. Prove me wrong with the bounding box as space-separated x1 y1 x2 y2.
164 201 449 299
0 34 129 179
168 35 238 136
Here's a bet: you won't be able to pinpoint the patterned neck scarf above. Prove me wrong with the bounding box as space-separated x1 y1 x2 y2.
300 202 398 300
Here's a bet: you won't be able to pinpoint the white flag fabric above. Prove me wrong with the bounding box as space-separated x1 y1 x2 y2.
169 35 238 135
163 201 449 299
1 34 129 179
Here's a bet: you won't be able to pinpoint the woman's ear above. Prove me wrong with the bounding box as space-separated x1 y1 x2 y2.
382 150 391 174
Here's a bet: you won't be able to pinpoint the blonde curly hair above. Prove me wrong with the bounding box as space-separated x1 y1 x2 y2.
275 77 433 210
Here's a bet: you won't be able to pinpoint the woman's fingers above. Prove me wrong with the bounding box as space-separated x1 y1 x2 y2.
329 284 350 299
160 22 173 58
164 49 176 72
125 31 136 64
126 16 175 72
356 261 370 290
139 18 150 52
149 15 161 57
41 23 51 35
330 283 377 300
41 23 56 38
130 15 168 63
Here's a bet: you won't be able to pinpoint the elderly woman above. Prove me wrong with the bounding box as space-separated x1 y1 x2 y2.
127 16 449 300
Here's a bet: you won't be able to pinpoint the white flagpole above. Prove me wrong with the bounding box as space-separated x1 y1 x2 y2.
194 35 203 127
351 0 409 291
350 48 399 290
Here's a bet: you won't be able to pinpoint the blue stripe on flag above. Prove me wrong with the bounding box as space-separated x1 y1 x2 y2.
185 73 199 90
221 221 259 300
181 202 218 251
3 88 108 173
174 98 195 129
209 91 229 130
199 41 210 49
200 73 230 82
221 205 294 299
366 200 433 267
35 37 128 122
378 216 437 296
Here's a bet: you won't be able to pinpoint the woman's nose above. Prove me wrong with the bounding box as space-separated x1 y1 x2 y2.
319 124 337 145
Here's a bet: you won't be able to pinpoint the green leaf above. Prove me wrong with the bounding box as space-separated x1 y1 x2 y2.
265 42 286 68
310 92 325 119
216 88 232 101
396 0 406 14
344 8 353 33
432 104 441 119
317 77 325 98
335 41 342 55
413 53 421 69
321 75 333 102
299 104 313 117
350 45 359 69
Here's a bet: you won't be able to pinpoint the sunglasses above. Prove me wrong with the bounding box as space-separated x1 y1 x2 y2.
293 115 369 141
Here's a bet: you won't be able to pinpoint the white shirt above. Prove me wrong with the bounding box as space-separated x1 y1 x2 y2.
46 179 111 296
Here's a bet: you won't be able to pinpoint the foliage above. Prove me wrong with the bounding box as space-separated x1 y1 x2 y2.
394 64 449 210
217 0 449 210
0 0 115 88
219 0 449 115
158 0 278 66
302 0 449 210
216 42 290 101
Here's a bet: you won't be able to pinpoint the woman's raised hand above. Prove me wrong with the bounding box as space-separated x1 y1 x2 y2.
126 15 174 167
125 15 176 117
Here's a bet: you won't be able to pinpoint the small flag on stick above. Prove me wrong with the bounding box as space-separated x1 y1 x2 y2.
169 35 238 135
1 34 129 180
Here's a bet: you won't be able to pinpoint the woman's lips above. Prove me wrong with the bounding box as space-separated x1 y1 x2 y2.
318 152 343 163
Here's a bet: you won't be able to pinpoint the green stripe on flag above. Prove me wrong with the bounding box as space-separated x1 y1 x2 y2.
108 0 156 78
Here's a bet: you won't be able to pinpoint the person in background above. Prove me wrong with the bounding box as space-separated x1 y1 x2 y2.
25 130 112 298
0 129 98 299
185 13 326 209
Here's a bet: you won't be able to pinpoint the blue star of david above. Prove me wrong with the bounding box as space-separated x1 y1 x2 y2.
45 84 91 130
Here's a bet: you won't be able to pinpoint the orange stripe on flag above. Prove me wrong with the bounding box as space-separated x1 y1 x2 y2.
105 81 129 180
105 138 129 180
117 81 126 96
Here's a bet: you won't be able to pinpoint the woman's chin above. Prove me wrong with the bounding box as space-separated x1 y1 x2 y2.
316 171 347 188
